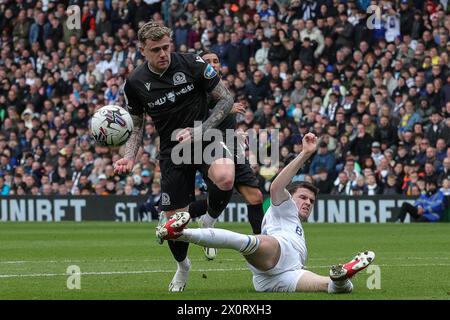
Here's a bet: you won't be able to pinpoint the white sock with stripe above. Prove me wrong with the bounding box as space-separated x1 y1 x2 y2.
328 279 353 294
179 228 259 255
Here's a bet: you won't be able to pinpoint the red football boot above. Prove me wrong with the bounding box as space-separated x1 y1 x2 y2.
156 212 191 240
330 251 375 281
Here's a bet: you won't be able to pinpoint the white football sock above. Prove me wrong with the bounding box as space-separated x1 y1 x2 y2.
169 257 190 292
327 279 353 294
177 257 191 272
200 213 217 228
179 228 260 255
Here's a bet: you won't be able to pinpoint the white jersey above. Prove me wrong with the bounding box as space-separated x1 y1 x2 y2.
248 196 308 276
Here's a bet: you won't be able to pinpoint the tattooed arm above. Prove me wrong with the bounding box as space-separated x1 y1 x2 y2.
124 114 144 160
202 80 234 133
114 113 144 174
176 80 234 142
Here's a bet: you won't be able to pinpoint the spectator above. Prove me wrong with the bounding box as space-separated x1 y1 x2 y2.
399 0 414 36
300 19 324 59
393 181 447 222
96 49 119 75
349 124 373 162
139 181 161 221
309 141 336 178
128 0 152 30
334 12 354 49
349 175 366 196
312 167 333 194
398 100 422 136
267 35 288 66
383 4 401 43
331 171 352 195
223 32 244 74
13 10 32 42
210 31 226 60
383 173 401 195
369 141 384 167
173 15 189 50
0 0 447 198
29 12 50 48
297 37 315 67
245 70 268 111
424 111 444 146
440 178 450 196
364 173 382 195
0 174 10 195
423 161 439 184
255 37 270 72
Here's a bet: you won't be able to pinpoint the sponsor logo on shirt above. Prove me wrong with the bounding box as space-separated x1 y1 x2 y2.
147 84 194 109
166 91 175 103
173 72 187 85
175 84 194 96
154 96 167 106
204 64 217 79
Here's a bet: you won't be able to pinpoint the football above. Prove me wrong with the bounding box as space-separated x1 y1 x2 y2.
90 105 134 147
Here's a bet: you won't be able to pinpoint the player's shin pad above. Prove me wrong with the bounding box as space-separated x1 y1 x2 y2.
207 185 233 218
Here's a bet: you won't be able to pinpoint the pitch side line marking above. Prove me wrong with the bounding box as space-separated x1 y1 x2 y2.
0 268 250 278
2 263 450 278
1 256 448 264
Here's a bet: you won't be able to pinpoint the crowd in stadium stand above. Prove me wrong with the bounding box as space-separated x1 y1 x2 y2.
0 0 449 200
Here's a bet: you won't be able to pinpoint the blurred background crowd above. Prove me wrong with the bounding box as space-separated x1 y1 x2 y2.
0 0 449 200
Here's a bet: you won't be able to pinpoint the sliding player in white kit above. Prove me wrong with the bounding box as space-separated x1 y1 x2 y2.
157 133 375 293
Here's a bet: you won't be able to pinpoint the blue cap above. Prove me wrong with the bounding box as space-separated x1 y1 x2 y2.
141 170 151 177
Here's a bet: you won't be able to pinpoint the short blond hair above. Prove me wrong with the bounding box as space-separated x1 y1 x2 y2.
138 21 172 43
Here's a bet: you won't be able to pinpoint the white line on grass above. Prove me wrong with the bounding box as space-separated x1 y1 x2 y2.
2 263 450 279
1 256 448 265
0 258 244 264
0 267 249 278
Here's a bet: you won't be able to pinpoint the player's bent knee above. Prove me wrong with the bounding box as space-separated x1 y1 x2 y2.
245 235 280 271
241 187 263 205
217 177 234 191
211 172 234 191
209 159 235 190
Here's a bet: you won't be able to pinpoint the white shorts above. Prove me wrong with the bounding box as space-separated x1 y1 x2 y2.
249 235 306 292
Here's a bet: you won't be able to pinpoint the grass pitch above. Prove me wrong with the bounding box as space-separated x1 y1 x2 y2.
0 222 449 300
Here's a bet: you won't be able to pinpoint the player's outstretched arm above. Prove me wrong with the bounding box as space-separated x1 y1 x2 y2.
114 113 144 174
270 133 318 205
202 80 234 133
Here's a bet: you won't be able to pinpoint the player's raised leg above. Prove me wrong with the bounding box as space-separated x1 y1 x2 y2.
156 209 191 292
198 157 235 260
158 212 262 256
158 213 281 273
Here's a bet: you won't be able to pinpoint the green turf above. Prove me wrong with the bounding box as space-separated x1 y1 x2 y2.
0 222 449 300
